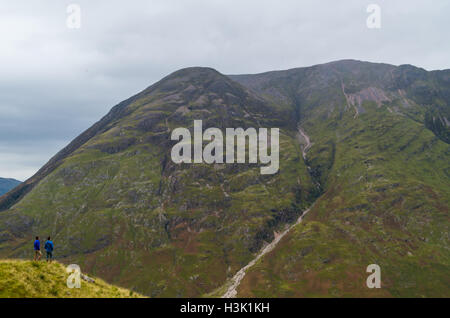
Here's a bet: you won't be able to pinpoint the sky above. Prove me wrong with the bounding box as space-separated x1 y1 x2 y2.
0 0 449 181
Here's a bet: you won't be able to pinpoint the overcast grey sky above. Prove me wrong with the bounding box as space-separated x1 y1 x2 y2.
0 0 449 180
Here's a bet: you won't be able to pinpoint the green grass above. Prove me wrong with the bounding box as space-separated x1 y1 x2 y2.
0 260 145 298
234 100 450 298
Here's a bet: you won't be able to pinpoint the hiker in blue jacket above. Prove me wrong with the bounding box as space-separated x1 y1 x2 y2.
44 237 54 263
33 236 41 261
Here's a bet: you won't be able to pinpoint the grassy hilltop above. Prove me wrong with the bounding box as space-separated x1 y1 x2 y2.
0 260 144 298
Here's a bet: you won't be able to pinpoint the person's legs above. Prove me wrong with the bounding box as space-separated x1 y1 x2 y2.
37 250 41 261
34 250 37 261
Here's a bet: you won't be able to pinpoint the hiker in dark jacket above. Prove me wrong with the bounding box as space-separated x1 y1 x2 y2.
44 237 54 263
33 236 41 261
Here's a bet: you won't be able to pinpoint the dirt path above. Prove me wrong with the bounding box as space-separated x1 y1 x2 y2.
222 206 312 298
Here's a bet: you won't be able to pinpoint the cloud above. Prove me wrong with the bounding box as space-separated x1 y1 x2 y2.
0 0 449 179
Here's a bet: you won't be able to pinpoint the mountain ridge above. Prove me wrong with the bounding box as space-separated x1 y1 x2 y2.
0 59 448 297
4 59 447 213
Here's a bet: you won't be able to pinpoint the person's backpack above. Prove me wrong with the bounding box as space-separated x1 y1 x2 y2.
45 241 53 252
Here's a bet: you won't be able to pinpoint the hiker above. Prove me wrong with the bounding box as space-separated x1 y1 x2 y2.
44 237 54 262
33 236 41 261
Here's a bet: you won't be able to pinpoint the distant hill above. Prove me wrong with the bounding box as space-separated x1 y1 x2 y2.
0 260 144 298
0 178 21 196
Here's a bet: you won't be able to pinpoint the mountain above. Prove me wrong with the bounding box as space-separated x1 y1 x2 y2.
0 60 448 297
0 67 315 297
0 260 143 298
228 60 450 297
0 178 21 196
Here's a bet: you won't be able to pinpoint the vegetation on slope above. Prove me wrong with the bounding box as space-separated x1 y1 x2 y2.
234 86 450 297
0 61 448 297
0 68 316 297
0 260 143 298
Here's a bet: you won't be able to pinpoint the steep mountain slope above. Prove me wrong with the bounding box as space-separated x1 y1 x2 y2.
0 60 448 297
0 178 21 196
0 260 143 298
233 108 449 297
229 60 450 297
0 67 315 297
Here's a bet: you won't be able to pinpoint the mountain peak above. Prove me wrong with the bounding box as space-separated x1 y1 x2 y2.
139 65 259 109
145 66 235 94
168 66 222 77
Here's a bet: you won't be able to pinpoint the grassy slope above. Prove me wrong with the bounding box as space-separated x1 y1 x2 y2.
236 101 450 297
0 68 316 297
0 260 144 298
0 63 448 297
